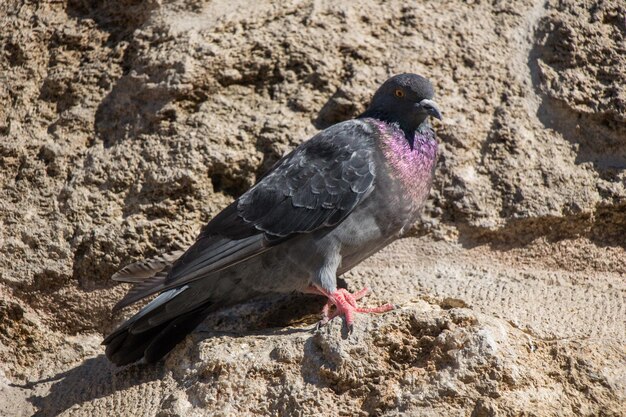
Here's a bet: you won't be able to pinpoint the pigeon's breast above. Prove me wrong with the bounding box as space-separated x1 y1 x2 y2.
374 121 438 208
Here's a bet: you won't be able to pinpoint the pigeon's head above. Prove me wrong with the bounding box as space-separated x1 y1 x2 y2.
362 73 442 140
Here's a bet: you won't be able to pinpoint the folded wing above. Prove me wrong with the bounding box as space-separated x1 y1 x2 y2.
114 120 378 309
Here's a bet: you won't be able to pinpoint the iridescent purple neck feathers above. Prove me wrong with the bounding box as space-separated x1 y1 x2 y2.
371 119 438 204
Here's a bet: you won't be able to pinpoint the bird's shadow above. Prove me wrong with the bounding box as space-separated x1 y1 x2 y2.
19 355 164 417
22 289 346 416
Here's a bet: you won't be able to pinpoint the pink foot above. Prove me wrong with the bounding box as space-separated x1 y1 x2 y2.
306 286 395 329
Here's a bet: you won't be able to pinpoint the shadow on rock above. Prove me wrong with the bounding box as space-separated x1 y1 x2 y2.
65 0 157 45
314 87 362 130
200 293 330 334
528 13 626 175
94 74 178 147
25 355 163 417
23 283 346 416
64 0 177 147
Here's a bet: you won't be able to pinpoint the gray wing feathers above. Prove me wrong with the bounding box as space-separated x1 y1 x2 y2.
113 270 170 312
113 120 378 309
237 121 376 237
126 285 190 333
163 235 268 287
112 250 184 283
130 279 233 334
113 236 267 311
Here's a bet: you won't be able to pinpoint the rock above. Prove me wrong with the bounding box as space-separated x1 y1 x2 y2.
15 303 624 416
0 0 624 415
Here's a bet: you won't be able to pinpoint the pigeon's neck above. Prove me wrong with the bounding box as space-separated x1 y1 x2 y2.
367 118 437 156
359 109 427 149
369 118 438 205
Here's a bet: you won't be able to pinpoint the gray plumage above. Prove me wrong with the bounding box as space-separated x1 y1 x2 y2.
112 250 184 283
103 73 442 366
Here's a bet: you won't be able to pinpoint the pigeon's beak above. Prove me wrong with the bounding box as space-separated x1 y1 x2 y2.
418 99 442 120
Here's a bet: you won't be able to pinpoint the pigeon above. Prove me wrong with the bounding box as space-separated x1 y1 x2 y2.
103 73 442 366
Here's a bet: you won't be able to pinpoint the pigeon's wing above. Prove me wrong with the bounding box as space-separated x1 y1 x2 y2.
114 120 378 309
112 251 185 283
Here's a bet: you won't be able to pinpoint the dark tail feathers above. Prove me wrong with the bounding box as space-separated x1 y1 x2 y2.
103 303 213 366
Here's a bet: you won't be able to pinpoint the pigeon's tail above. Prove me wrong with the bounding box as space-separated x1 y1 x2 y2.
103 286 218 366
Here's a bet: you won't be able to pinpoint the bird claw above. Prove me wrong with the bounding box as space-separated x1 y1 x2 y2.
316 315 330 330
313 287 395 330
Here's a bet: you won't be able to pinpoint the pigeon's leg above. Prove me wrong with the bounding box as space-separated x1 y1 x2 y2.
302 285 340 325
313 286 395 328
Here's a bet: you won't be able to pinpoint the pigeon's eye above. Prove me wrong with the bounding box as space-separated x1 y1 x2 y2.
394 89 405 98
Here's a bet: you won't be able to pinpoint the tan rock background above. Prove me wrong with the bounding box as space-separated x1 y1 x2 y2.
0 0 624 415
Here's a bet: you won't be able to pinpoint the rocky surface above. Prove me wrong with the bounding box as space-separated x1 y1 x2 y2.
0 0 624 415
